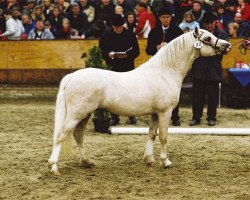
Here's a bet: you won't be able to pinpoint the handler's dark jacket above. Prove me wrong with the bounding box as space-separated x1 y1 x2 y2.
190 28 228 81
99 28 140 72
145 24 184 56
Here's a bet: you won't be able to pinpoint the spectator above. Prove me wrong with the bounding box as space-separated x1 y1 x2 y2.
31 5 46 22
199 0 213 12
213 2 233 30
49 6 64 38
95 0 115 27
99 14 140 126
21 13 35 35
28 19 54 39
236 0 250 22
67 2 89 37
175 0 193 25
55 0 70 17
0 9 25 40
116 0 133 15
57 17 71 38
84 18 109 38
0 8 5 32
228 22 239 37
41 0 55 21
179 11 200 31
233 12 250 37
69 28 81 39
79 0 95 24
149 0 165 18
12 6 22 20
189 0 206 24
124 11 137 32
189 12 228 126
115 5 124 16
22 0 36 16
134 1 156 38
6 0 19 10
0 0 5 10
145 7 184 126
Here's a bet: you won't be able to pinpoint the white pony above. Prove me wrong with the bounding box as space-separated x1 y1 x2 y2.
48 28 231 175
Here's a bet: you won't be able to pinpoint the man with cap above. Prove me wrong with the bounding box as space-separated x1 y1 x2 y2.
99 14 140 126
145 7 183 126
189 12 228 126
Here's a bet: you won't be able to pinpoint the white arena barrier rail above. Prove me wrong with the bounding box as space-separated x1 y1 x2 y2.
109 127 250 136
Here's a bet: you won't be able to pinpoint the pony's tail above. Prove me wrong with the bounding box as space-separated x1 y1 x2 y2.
53 74 72 157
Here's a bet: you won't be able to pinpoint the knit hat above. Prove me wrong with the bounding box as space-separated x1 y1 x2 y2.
111 14 125 26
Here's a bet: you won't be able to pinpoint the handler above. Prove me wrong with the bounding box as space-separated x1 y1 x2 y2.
189 12 229 126
99 14 140 126
145 7 184 126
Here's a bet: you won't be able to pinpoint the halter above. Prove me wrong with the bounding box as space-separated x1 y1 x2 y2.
193 31 221 55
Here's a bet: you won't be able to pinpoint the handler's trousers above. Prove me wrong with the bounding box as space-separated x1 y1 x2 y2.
192 79 219 121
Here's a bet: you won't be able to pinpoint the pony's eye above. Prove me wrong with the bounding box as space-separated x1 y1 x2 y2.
204 36 211 42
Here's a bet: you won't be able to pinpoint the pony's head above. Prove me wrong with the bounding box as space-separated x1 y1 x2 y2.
192 27 231 56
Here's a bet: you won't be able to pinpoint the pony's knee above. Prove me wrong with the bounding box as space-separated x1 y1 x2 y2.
159 136 167 144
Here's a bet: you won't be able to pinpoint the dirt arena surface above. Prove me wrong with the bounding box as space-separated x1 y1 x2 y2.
0 98 249 200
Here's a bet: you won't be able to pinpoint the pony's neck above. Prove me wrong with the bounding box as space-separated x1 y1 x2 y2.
148 32 197 84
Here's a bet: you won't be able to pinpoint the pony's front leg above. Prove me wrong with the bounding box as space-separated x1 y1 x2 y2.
73 115 94 168
158 110 173 168
144 114 158 166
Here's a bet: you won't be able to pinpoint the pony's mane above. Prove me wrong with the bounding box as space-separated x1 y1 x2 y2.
142 32 195 71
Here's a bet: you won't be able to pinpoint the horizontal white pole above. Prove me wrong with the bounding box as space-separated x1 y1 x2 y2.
109 127 250 136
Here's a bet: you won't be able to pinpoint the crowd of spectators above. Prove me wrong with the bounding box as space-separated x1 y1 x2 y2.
0 0 250 40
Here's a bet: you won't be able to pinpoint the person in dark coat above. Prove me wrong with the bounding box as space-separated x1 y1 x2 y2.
145 7 184 126
99 14 140 126
189 12 229 126
67 2 89 36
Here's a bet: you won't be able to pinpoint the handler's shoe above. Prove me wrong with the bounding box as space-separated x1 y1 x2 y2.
208 119 216 126
129 117 137 125
110 118 119 126
172 120 181 126
189 119 200 126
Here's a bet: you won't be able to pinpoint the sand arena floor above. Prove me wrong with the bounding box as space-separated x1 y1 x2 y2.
0 98 249 200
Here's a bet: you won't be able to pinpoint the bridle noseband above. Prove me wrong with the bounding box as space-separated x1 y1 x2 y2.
193 31 222 55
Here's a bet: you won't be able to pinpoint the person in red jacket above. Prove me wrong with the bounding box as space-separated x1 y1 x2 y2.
236 0 250 22
134 1 156 38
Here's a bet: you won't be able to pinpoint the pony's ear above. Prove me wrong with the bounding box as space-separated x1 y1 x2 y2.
194 27 200 37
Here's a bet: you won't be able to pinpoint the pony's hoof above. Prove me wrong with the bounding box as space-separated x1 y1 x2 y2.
146 161 156 167
51 170 61 176
161 159 173 169
144 155 156 166
80 160 95 169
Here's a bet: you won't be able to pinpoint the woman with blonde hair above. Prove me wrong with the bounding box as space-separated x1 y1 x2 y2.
179 11 200 32
31 5 45 22
228 22 239 38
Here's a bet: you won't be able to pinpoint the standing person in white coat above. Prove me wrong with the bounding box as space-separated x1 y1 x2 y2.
0 9 25 40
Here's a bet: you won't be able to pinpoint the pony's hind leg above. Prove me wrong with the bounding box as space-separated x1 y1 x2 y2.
157 110 173 168
144 113 158 166
49 116 80 175
73 115 94 168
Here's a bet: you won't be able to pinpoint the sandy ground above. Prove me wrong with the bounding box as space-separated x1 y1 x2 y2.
0 98 249 200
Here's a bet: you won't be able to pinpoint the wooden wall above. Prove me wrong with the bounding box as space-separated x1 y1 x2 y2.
0 39 249 84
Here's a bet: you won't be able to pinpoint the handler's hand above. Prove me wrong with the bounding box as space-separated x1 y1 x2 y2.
109 51 115 59
157 42 167 50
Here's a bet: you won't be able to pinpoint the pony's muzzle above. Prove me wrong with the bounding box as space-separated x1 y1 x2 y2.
221 43 232 55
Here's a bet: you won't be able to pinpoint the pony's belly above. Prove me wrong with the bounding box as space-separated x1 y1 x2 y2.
103 103 154 117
